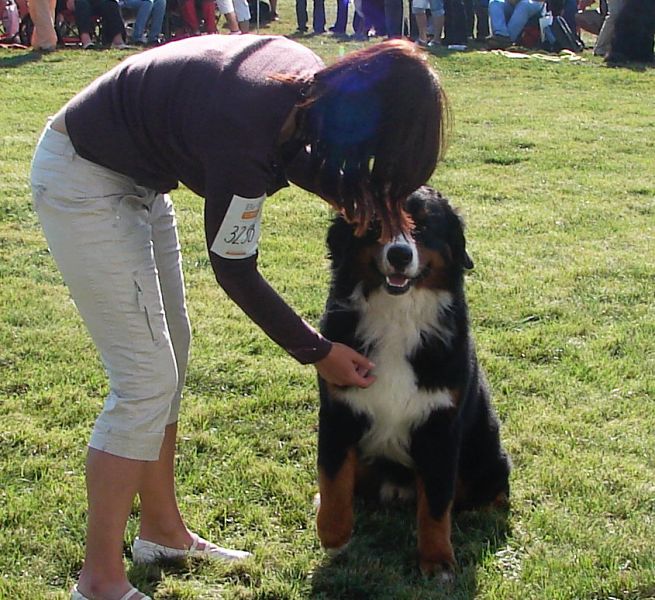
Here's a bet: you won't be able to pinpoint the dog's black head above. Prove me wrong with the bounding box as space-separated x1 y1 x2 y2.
326 186 473 299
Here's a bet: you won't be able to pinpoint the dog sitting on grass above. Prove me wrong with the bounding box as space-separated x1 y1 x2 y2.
315 186 511 579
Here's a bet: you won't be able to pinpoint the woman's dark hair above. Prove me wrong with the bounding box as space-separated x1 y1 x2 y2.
296 40 448 240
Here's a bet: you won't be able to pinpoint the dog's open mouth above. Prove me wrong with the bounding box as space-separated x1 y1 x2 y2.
385 273 412 295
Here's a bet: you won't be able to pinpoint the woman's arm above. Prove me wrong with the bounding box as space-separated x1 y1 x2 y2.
204 192 332 364
204 191 375 387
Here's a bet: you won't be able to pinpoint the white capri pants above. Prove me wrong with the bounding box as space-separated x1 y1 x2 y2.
30 123 191 461
216 0 251 21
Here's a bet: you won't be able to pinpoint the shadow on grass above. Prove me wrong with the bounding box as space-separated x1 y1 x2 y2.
0 51 43 68
127 555 200 599
310 501 509 600
127 553 256 599
604 59 655 71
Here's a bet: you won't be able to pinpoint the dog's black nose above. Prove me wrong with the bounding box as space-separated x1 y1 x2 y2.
386 244 414 270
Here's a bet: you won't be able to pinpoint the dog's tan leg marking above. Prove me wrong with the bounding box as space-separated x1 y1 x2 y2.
416 477 456 577
317 447 357 552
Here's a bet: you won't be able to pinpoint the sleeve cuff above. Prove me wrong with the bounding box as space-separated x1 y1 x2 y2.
288 337 333 365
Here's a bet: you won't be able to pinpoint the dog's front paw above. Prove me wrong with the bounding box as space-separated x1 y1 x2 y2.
418 536 456 581
419 554 456 581
317 509 353 552
324 539 351 557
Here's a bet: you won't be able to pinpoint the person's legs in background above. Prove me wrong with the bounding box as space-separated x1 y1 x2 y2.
505 0 544 41
73 0 97 47
384 0 403 37
312 0 326 33
473 0 489 39
146 0 166 42
296 0 308 31
90 0 126 46
429 0 445 43
217 0 240 32
488 0 513 38
412 0 431 43
352 0 366 37
123 0 154 43
594 0 624 55
444 0 468 45
462 0 473 36
414 0 444 45
29 0 58 50
366 0 386 35
234 0 250 31
331 0 349 33
405 0 415 38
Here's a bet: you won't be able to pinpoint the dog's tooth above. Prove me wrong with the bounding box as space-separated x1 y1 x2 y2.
386 275 409 287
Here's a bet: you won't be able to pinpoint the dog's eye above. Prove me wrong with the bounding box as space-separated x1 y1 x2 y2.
411 228 425 243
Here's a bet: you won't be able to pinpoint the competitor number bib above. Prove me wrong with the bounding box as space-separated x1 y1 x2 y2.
210 194 266 259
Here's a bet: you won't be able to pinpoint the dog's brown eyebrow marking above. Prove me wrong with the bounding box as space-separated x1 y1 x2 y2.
354 245 384 292
414 247 449 291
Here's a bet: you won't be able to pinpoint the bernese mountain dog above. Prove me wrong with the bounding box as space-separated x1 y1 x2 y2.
316 186 511 579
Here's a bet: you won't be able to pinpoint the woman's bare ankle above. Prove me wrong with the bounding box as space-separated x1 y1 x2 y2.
137 523 194 549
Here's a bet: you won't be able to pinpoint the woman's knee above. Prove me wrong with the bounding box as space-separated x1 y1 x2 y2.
92 368 179 461
93 353 179 462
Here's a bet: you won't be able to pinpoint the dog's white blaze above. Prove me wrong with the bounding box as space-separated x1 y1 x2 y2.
337 285 455 467
381 234 420 277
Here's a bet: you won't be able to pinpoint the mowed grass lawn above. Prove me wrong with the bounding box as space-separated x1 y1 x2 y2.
1 20 654 600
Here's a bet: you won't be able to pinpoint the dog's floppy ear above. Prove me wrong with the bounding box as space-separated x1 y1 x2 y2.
454 230 474 271
444 201 474 271
326 215 353 269
463 250 474 271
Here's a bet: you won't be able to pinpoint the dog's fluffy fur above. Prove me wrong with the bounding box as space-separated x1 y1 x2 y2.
315 186 511 577
606 0 655 63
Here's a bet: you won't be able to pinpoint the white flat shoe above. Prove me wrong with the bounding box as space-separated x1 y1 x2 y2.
132 534 252 564
71 584 151 600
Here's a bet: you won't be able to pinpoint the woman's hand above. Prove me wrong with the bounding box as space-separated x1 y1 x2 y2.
315 342 376 388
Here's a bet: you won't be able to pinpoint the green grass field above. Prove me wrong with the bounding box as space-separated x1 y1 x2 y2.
1 15 654 600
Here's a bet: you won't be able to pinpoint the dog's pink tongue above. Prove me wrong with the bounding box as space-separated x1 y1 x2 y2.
387 275 409 287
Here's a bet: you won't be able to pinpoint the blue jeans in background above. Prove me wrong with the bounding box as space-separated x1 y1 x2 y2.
121 0 166 43
488 0 544 41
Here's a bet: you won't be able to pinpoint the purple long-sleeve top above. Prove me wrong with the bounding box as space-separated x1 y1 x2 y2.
64 34 332 364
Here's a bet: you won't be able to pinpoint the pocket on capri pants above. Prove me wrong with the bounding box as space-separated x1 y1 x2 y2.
133 268 169 348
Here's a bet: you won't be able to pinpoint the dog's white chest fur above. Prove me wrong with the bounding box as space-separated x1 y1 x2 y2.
337 286 455 467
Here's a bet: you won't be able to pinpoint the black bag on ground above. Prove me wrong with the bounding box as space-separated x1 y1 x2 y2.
542 15 584 52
